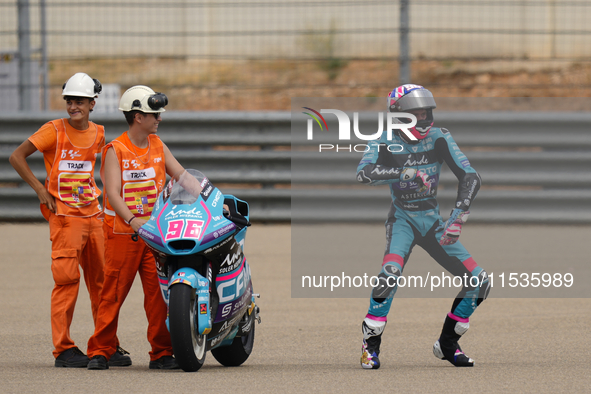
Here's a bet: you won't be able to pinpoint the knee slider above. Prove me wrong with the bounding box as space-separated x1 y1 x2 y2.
371 264 401 301
382 263 401 278
371 274 394 302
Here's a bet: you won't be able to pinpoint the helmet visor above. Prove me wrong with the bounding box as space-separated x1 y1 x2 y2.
390 89 436 112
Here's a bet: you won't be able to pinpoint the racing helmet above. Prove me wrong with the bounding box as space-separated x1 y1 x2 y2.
62 72 102 98
387 84 436 141
118 85 168 113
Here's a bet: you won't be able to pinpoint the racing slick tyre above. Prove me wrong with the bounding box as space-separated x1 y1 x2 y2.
169 284 207 372
211 311 255 367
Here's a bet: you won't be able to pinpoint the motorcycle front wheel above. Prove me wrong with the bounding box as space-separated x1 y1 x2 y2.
211 311 255 367
169 284 207 372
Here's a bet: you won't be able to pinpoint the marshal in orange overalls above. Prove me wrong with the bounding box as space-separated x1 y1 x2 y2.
29 118 105 357
87 132 173 362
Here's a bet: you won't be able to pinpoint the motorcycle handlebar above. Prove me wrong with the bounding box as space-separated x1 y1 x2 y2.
224 210 251 228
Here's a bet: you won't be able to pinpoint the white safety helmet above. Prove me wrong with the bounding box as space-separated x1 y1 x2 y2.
118 85 168 113
62 72 102 98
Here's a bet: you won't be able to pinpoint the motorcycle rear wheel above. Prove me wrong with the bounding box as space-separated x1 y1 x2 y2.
211 312 255 367
169 284 207 372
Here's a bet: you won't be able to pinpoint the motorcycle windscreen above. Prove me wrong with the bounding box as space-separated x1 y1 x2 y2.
170 169 208 205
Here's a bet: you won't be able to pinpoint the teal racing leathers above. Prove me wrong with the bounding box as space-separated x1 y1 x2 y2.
357 127 489 324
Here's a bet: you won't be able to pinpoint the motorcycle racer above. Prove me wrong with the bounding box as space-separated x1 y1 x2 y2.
357 84 490 369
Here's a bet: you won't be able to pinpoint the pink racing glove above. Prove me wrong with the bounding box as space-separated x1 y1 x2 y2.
437 209 470 246
415 170 432 196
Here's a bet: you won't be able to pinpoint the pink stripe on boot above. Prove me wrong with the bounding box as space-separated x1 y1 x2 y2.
448 312 469 323
366 314 388 322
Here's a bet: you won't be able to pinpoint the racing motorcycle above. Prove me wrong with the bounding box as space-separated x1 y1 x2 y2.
137 169 260 372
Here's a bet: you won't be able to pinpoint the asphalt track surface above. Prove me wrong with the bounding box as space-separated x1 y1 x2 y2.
1 223 589 394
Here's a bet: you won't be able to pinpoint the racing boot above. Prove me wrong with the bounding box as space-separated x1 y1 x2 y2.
360 318 386 369
433 313 474 367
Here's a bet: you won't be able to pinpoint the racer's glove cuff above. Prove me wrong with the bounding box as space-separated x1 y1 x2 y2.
415 170 432 196
436 209 470 246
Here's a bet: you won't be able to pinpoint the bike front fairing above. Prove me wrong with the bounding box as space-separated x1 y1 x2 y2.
139 170 238 256
138 169 253 347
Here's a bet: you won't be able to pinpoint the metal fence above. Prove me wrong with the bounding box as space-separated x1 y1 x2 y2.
2 0 591 112
1 111 590 223
0 111 291 222
292 111 591 223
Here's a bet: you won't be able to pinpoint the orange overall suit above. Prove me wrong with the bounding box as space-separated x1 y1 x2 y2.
29 118 105 357
87 132 173 361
